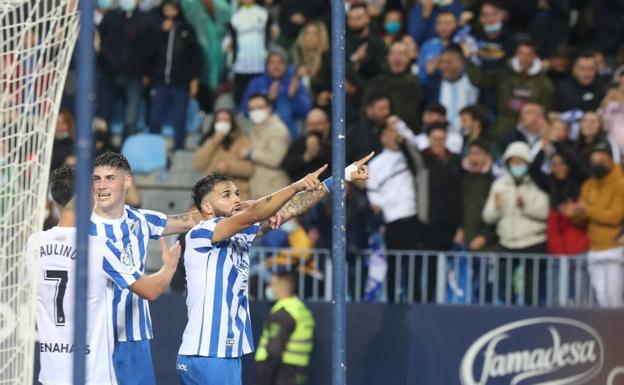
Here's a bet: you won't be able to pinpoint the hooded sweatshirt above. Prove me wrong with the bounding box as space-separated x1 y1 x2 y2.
482 142 550 249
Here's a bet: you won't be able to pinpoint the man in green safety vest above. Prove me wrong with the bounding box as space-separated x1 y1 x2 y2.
254 270 315 385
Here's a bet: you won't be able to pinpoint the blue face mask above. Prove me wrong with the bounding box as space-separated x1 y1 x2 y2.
384 21 401 35
483 21 502 34
97 0 112 9
510 164 528 178
119 0 136 12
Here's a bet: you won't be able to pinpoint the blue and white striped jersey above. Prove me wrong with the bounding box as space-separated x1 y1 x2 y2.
90 206 167 342
178 217 260 358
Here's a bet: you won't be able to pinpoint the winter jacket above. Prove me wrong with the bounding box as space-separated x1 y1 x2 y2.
98 10 159 77
547 209 589 255
461 168 496 246
466 59 554 141
192 132 254 200
242 67 312 139
482 142 550 249
364 71 421 131
346 32 387 81
422 149 463 226
551 77 607 113
282 135 331 182
148 18 201 87
574 166 624 251
248 115 291 199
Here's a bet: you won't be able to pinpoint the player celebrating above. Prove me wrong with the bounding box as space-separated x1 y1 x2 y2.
90 151 202 385
32 166 181 385
176 153 373 385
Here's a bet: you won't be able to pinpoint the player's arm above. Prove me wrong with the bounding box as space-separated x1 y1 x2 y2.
162 211 204 236
127 239 181 301
211 165 329 243
257 152 374 236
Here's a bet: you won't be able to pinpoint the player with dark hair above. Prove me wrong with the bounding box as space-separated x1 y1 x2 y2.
176 152 374 385
31 165 181 385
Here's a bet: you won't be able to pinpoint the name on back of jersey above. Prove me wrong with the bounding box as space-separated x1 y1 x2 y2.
39 342 91 354
40 242 77 260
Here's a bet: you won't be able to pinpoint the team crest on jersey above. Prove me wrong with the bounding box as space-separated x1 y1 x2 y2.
120 243 135 271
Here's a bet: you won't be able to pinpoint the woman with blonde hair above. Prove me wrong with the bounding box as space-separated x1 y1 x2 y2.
192 109 254 200
291 20 332 107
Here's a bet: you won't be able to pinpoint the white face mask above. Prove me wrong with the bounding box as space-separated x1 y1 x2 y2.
249 109 269 125
214 121 232 135
264 286 276 301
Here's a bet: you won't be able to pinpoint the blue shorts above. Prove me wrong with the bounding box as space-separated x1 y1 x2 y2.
113 340 156 385
176 355 242 385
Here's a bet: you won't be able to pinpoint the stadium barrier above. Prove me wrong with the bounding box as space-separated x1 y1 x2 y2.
248 247 595 308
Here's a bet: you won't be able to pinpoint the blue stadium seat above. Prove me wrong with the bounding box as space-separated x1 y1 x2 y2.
121 133 167 174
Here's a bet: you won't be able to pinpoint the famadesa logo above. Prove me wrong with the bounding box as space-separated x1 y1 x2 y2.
460 317 604 385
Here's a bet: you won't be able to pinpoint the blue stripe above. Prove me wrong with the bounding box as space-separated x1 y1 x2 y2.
133 271 141 280
144 213 167 239
224 266 238 357
138 297 147 340
89 222 98 236
103 257 130 289
124 291 134 341
120 220 135 341
194 247 211 253
235 290 246 355
241 225 260 236
112 285 121 340
104 224 116 241
208 247 228 355
242 296 254 351
190 228 214 240
105 241 122 260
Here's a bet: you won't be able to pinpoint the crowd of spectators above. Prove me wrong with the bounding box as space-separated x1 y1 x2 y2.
51 0 624 307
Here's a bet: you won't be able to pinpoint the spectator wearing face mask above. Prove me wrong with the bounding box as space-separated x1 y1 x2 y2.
380 8 406 46
482 141 549 304
364 40 422 130
418 10 458 85
463 0 513 72
283 108 332 182
192 109 254 200
407 0 463 46
242 50 312 140
243 93 291 199
147 0 201 151
570 143 624 307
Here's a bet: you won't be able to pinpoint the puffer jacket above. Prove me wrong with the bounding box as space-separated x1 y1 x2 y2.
482 142 550 249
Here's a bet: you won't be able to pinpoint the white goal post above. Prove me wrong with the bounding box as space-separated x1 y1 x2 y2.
0 0 79 383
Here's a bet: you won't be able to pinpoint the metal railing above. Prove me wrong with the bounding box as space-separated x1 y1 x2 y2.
249 248 597 308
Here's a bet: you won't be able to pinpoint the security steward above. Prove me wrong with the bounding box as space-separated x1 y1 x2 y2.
254 271 315 385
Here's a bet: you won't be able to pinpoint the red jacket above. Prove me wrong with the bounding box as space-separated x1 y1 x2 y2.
547 209 589 255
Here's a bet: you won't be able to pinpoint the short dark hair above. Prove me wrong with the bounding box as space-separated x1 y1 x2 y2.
575 49 597 63
248 93 270 106
481 0 505 11
468 138 490 153
50 165 75 208
516 39 538 54
424 102 447 116
364 91 391 108
426 121 448 135
460 104 486 125
348 3 368 13
93 151 131 172
191 173 233 211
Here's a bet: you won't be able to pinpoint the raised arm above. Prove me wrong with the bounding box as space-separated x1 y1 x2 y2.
257 152 374 236
162 211 204 236
211 165 329 243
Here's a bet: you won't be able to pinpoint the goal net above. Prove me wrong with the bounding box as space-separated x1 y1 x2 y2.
0 0 79 383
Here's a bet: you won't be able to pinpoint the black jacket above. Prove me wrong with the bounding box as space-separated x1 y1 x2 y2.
148 18 201 87
282 134 332 181
98 10 159 77
422 150 463 226
345 32 387 81
276 0 330 39
551 77 607 112
346 117 384 163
